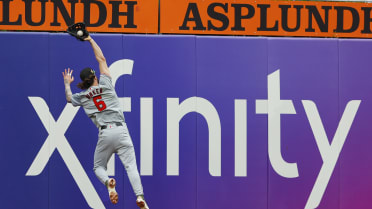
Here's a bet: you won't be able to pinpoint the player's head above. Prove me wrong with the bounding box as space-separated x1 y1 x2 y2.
77 67 97 90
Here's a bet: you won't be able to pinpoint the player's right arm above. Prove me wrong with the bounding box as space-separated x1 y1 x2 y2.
85 36 111 77
62 68 74 103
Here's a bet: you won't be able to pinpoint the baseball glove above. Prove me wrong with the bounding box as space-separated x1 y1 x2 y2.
67 22 89 41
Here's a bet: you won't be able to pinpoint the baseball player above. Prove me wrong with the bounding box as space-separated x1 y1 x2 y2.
62 35 149 209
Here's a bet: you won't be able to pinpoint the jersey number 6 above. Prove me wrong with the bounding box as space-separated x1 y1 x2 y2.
93 96 107 111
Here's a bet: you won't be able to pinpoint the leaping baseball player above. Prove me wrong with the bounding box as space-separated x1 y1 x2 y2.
62 33 149 209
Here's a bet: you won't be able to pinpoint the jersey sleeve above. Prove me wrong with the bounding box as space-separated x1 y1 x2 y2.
99 74 114 89
71 93 82 106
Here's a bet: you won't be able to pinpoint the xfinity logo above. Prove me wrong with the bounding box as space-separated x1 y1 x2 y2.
26 59 361 209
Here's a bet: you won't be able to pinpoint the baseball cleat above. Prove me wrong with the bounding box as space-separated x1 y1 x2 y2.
136 196 149 209
107 178 118 204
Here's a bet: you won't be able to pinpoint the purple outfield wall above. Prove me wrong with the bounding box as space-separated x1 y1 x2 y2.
0 32 370 209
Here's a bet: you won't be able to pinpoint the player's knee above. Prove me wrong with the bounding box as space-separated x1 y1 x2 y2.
93 165 106 173
125 163 137 172
93 164 99 171
124 164 131 171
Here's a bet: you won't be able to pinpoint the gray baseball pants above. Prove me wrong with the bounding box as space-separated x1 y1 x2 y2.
93 123 144 196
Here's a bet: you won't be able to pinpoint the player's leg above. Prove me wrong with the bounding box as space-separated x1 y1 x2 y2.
117 144 143 194
93 134 112 185
116 124 149 209
117 146 149 209
93 130 118 204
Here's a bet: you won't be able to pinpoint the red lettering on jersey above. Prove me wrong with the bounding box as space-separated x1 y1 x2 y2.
84 88 103 100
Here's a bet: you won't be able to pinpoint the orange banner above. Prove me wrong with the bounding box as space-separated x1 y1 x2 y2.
2 0 372 38
0 0 158 33
160 0 372 38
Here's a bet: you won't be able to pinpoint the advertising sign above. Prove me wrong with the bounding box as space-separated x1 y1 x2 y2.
0 0 158 33
161 0 372 38
2 0 372 37
0 33 370 209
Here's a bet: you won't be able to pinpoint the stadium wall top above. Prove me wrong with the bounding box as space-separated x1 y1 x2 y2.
2 0 372 38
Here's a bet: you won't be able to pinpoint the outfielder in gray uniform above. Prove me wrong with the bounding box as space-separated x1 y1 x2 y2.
62 35 149 209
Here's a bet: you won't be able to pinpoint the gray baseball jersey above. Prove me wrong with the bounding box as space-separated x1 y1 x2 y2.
70 74 144 196
71 74 125 127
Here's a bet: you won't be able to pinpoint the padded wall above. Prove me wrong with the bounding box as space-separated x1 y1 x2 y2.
0 33 370 209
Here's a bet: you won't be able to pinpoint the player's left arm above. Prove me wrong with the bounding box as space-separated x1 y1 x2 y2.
62 68 74 103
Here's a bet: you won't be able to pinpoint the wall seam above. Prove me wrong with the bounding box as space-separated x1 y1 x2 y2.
47 32 51 209
266 37 269 209
195 35 198 209
337 38 341 209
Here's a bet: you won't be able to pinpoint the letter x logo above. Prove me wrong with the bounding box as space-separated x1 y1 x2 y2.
25 97 105 209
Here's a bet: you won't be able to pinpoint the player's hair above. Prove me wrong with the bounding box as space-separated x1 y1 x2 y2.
77 74 95 90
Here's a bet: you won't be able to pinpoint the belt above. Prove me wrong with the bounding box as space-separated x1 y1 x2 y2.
100 122 123 130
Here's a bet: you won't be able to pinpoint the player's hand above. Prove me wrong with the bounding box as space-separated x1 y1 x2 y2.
84 35 92 41
62 68 74 84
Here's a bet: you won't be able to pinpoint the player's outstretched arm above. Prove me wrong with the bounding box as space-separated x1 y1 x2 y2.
84 35 111 77
62 68 74 103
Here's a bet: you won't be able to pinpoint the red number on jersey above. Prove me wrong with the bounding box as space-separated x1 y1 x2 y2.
93 96 107 111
